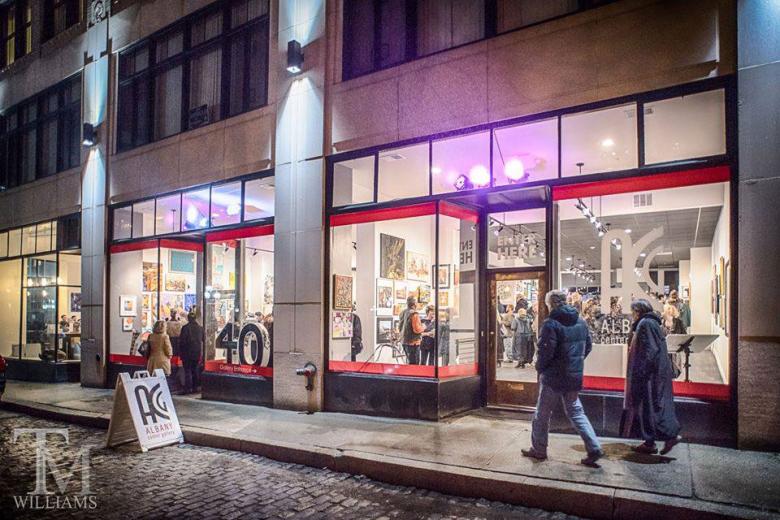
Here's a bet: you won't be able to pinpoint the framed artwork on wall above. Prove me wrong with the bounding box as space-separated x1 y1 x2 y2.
332 311 353 339
70 292 82 312
122 317 134 331
438 291 449 307
417 284 431 304
333 274 353 310
142 262 159 292
406 251 430 282
394 281 407 302
119 295 137 317
169 249 196 273
376 278 393 313
376 316 395 344
380 234 405 280
434 264 451 289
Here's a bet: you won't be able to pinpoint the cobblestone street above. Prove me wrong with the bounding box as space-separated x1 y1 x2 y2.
0 412 586 520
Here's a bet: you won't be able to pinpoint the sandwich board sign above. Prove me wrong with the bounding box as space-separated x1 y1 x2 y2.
106 369 184 452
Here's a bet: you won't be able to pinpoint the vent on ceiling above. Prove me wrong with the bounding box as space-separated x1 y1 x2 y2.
380 153 406 161
633 193 653 208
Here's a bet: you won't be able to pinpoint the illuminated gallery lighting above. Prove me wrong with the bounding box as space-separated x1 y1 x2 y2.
601 137 615 148
625 228 632 234
431 166 442 175
468 165 490 187
504 157 527 182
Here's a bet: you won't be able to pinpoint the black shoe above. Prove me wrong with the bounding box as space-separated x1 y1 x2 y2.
631 442 658 454
515 362 524 368
521 448 547 461
581 450 604 468
660 435 682 455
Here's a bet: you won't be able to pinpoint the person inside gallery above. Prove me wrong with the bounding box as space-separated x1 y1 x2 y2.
399 295 425 365
420 305 436 366
350 303 363 362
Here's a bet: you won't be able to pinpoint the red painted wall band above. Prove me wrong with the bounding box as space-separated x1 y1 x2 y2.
206 224 275 243
439 201 479 223
329 360 436 377
108 353 183 367
330 202 438 227
552 166 731 201
582 375 730 401
109 239 159 254
203 360 273 377
159 239 204 252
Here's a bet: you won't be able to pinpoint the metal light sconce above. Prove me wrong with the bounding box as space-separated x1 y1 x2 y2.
286 40 303 74
82 122 97 146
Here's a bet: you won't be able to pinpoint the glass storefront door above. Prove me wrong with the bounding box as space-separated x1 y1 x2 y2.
487 270 547 408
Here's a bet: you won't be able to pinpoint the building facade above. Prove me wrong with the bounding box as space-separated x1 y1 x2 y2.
0 0 777 451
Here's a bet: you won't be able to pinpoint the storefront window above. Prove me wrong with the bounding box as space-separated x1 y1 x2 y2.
0 259 21 358
561 103 638 177
113 205 133 240
36 221 54 252
378 143 429 202
329 203 479 377
493 118 558 185
8 228 21 257
555 179 731 396
644 89 726 164
109 241 202 362
155 194 182 235
132 199 156 238
205 226 274 376
22 225 36 254
244 177 275 220
432 131 490 194
182 187 210 231
487 208 546 269
0 232 7 257
211 181 242 227
22 255 57 361
57 251 82 362
333 155 374 207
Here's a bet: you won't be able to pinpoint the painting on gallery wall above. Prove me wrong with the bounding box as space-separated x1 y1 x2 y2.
122 317 134 332
332 311 353 339
394 281 407 302
376 278 394 313
333 274 353 310
142 262 159 292
379 233 405 280
434 264 450 289
406 251 430 282
119 295 137 317
376 317 395 344
70 292 82 312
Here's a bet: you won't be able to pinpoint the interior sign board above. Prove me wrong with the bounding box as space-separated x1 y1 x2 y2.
106 370 184 452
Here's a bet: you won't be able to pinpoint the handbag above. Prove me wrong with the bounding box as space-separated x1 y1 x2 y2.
138 340 150 358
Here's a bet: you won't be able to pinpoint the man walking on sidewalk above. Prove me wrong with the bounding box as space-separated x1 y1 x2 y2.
522 290 604 467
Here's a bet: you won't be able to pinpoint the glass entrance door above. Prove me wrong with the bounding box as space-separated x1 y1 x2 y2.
487 270 547 407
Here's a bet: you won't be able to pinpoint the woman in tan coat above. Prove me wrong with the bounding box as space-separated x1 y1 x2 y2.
147 320 173 375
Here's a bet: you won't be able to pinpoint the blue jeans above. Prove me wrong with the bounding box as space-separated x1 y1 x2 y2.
531 381 602 455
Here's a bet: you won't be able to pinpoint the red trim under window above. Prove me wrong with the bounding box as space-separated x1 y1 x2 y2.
109 354 183 367
110 239 159 254
206 224 275 243
582 375 730 401
439 363 479 378
552 166 731 201
330 202 438 227
160 239 204 252
329 360 436 377
204 360 273 377
439 201 479 223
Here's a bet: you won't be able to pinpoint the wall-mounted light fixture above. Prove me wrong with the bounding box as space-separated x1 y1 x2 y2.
82 122 97 146
287 40 303 74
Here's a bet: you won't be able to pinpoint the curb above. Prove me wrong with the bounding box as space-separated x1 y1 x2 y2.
3 399 777 520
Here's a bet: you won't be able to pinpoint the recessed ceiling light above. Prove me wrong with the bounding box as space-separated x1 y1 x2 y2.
565 257 572 261
601 138 615 148
625 229 632 234
589 246 595 250
640 253 647 257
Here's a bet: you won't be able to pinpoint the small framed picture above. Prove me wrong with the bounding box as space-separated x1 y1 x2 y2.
376 278 393 314
122 317 134 332
434 264 451 289
120 295 137 317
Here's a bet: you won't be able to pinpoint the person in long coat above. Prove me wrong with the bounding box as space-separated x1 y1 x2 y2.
147 320 173 376
625 299 682 455
511 308 535 368
179 311 204 393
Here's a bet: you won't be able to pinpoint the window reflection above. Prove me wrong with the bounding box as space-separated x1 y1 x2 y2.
562 104 637 177
378 143 428 202
432 131 490 194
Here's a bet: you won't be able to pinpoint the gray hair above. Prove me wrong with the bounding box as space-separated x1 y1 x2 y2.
544 290 568 310
630 299 654 317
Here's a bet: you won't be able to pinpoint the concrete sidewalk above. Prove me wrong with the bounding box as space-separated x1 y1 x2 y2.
2 381 779 520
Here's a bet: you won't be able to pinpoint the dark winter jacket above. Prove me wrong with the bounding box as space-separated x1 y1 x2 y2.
536 305 592 392
179 321 204 363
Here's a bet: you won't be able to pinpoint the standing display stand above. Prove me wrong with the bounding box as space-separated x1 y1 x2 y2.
666 334 719 382
106 369 184 451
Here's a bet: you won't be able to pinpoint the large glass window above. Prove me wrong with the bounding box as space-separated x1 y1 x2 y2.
182 187 211 231
117 0 270 151
561 103 638 177
0 74 82 187
43 0 80 41
493 118 558 185
378 144 429 202
109 242 203 361
244 177 275 220
333 156 374 207
205 230 274 375
417 0 484 56
0 259 21 358
155 194 182 235
210 181 242 227
22 255 57 361
2 0 32 68
556 180 731 394
131 200 156 238
488 209 546 269
328 203 479 377
644 89 726 164
432 131 490 194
